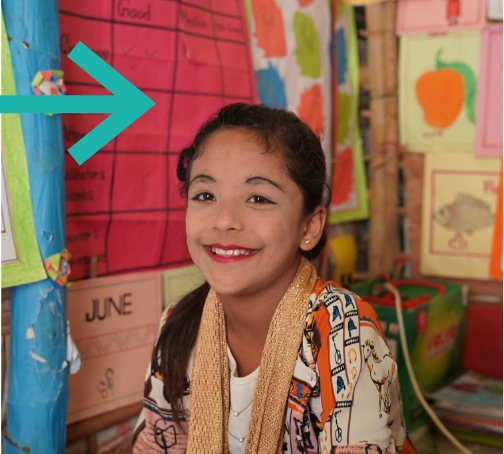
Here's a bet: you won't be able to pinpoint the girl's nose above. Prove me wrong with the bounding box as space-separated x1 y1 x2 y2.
212 202 244 232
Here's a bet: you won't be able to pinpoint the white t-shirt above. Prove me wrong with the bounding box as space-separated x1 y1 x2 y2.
227 346 259 454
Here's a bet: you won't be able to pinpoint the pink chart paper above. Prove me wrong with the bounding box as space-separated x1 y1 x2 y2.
59 0 257 280
397 0 487 36
474 25 503 157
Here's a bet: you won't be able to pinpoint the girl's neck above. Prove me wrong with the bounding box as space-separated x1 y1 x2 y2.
219 257 301 376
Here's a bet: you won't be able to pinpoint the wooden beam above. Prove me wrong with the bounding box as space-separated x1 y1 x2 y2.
365 2 400 276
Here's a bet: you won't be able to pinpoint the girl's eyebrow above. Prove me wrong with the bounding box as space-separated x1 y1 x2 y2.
245 176 285 193
189 174 215 187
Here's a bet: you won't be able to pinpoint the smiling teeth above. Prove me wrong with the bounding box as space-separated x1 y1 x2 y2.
211 247 251 256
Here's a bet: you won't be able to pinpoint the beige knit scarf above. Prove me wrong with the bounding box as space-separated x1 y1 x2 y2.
187 257 317 454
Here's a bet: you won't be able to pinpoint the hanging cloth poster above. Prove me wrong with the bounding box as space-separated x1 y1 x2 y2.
396 0 487 36
59 0 257 280
245 0 333 175
421 152 501 280
329 1 369 224
474 25 503 157
399 30 481 153
1 17 46 288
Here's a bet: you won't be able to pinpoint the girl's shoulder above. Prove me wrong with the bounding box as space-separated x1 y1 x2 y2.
307 279 386 340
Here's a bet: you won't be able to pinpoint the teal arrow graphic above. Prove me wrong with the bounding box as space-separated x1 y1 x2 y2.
0 41 156 165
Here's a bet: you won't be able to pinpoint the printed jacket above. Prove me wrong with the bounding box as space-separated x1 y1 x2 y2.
132 280 417 454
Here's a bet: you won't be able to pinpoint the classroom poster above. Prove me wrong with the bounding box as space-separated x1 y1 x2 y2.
474 25 503 157
162 264 205 309
245 0 333 172
489 166 502 280
396 0 487 36
1 17 46 288
399 31 481 153
59 0 257 280
67 271 162 423
421 152 501 280
487 0 503 20
329 1 369 224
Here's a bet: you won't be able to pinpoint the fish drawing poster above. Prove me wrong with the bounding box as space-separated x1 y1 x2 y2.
329 0 369 223
474 25 503 157
421 152 501 280
399 31 481 153
59 0 257 280
396 0 487 36
245 0 333 174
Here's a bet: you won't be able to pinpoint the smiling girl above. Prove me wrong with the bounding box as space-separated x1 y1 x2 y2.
132 104 416 454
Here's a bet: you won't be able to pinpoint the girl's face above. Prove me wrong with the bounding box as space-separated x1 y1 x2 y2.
186 128 316 298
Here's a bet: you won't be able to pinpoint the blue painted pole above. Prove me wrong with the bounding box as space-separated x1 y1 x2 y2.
3 1 68 453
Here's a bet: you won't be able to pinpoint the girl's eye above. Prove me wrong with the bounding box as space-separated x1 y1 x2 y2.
248 195 272 204
192 192 215 201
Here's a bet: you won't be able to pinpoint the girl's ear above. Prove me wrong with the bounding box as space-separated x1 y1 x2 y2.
299 205 327 252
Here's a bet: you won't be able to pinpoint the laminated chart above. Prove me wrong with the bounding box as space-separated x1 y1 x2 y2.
329 0 369 224
59 0 256 279
474 25 503 157
246 0 332 173
399 31 480 153
421 152 501 280
396 0 486 36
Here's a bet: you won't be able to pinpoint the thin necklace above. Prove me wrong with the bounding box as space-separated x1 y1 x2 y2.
230 400 253 417
228 429 247 443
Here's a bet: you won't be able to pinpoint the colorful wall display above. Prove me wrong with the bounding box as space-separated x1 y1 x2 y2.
67 271 162 423
59 0 256 280
399 30 481 153
162 264 205 309
1 18 46 288
396 0 487 36
474 25 503 157
421 152 501 280
329 1 369 223
246 0 333 173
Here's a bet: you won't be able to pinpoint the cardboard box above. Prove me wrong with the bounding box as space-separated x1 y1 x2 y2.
352 278 468 431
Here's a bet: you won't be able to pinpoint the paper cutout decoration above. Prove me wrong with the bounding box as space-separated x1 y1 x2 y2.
489 165 503 280
329 1 369 224
421 152 501 280
246 0 332 173
396 0 487 36
399 31 481 152
488 0 503 20
162 264 205 309
67 271 162 424
59 0 257 280
31 70 67 96
1 17 46 288
44 248 71 287
474 25 503 157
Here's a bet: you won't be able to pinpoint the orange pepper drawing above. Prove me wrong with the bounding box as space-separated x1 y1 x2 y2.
415 68 464 129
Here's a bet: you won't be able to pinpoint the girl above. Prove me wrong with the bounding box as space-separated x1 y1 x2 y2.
132 103 416 454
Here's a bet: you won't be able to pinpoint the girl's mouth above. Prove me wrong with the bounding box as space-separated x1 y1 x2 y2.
205 244 258 263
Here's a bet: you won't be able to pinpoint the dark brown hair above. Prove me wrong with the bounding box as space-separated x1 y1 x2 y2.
153 103 329 425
